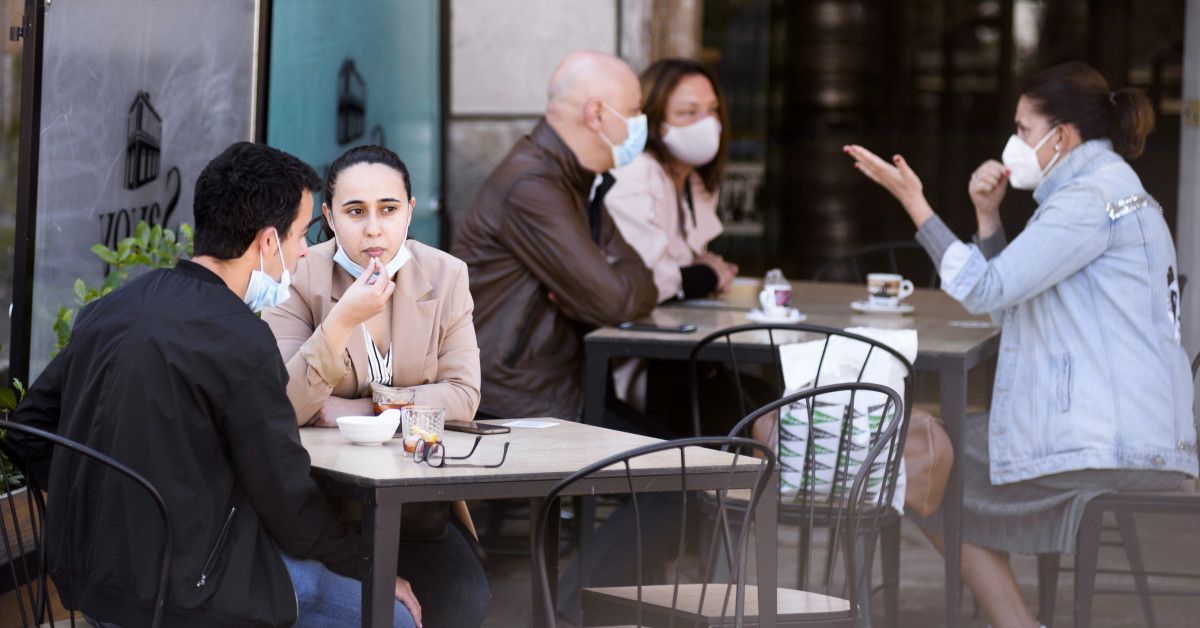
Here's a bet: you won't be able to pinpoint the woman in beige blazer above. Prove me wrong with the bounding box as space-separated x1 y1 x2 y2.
264 145 488 628
266 161 480 428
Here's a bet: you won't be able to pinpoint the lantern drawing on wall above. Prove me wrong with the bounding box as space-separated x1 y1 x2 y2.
125 91 162 190
337 60 366 145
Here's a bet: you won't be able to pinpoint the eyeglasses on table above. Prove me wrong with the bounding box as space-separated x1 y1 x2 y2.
413 435 510 468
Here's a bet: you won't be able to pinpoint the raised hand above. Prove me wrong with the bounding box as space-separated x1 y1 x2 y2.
329 257 396 330
968 160 1009 234
843 144 935 227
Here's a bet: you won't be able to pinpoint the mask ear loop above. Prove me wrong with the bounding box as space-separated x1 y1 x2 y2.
1038 126 1064 175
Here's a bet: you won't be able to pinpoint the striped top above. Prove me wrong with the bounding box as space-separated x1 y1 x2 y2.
361 326 392 386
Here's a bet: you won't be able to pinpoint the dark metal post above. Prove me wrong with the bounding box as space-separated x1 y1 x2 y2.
11 0 47 385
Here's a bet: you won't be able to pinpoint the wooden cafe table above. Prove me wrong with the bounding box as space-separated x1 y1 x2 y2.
301 419 779 628
583 278 1002 628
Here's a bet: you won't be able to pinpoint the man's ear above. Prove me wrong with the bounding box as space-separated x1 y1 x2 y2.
583 98 604 131
252 226 276 257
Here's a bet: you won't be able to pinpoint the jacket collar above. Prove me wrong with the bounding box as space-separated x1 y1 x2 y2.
1034 138 1121 203
174 259 228 286
532 118 598 197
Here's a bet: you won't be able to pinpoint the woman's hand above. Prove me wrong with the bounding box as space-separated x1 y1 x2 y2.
843 145 934 227
968 160 1009 238
394 577 422 627
327 258 396 332
696 251 738 293
310 396 374 428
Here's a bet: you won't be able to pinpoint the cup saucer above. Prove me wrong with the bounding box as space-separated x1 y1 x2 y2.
850 300 915 315
747 307 807 323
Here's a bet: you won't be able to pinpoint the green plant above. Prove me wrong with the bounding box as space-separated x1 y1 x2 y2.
53 221 193 354
0 357 24 490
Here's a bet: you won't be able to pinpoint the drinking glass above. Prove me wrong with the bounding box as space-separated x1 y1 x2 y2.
401 406 445 457
371 383 415 416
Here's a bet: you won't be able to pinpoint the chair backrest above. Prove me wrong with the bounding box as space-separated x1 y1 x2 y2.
688 322 915 438
726 382 907 619
812 240 938 287
533 436 777 628
0 419 173 628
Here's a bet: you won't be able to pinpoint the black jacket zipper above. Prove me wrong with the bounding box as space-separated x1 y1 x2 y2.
195 507 237 588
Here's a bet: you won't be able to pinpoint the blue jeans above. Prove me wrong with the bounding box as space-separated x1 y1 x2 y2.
283 553 417 628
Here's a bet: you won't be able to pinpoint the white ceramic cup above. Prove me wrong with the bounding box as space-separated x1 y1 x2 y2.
758 284 791 317
866 273 914 308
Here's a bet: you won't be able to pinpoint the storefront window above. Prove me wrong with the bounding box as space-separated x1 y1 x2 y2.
267 0 442 246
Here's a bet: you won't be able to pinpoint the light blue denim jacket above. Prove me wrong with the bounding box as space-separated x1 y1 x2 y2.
916 139 1197 484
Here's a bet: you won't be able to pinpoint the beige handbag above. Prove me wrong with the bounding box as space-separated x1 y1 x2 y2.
902 408 954 517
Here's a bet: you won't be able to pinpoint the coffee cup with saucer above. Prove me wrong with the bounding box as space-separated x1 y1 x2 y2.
750 285 806 322
850 273 916 314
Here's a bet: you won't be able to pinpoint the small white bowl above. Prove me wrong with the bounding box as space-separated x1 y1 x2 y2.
336 414 400 446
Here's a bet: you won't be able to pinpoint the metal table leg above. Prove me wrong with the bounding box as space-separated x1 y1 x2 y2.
940 365 968 628
577 346 610 598
362 491 403 628
583 346 609 427
532 496 561 628
754 478 779 628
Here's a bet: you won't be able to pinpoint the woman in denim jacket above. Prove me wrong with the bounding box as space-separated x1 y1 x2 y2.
846 61 1196 628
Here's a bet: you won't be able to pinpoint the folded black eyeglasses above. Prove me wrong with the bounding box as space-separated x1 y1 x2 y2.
413 435 510 468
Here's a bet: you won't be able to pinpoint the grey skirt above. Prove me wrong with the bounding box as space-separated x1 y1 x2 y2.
910 412 1189 555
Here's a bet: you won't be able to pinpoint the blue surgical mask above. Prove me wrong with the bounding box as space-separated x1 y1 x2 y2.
244 229 291 312
599 102 647 170
332 240 412 279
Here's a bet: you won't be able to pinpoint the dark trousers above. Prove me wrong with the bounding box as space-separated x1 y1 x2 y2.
396 518 491 628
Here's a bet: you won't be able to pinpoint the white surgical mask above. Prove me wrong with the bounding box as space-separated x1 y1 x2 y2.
244 229 291 312
1001 126 1061 190
332 241 412 279
661 116 722 167
599 102 648 170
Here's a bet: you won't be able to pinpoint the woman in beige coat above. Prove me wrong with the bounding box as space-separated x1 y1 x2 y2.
264 145 488 628
266 156 480 428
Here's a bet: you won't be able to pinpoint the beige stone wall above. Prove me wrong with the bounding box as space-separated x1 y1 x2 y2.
443 0 703 240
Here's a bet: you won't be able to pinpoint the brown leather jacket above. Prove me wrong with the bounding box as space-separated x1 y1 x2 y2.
451 119 656 419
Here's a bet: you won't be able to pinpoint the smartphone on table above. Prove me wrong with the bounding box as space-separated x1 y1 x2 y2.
618 321 697 333
444 420 511 435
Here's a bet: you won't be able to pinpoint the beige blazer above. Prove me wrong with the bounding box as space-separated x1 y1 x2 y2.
264 238 481 426
606 153 724 302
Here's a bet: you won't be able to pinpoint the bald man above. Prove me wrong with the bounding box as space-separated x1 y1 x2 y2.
452 50 657 420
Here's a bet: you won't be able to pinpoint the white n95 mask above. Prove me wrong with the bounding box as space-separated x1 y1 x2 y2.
1001 127 1060 190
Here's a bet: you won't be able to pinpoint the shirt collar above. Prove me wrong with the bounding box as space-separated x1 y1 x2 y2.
1033 138 1121 203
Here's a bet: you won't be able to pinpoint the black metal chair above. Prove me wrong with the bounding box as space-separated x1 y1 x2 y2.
718 382 909 628
533 435 777 627
812 240 938 288
0 419 174 628
688 323 915 628
1035 354 1200 628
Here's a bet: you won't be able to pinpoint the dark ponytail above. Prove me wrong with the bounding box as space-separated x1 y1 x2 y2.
1110 87 1155 159
1020 61 1155 160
